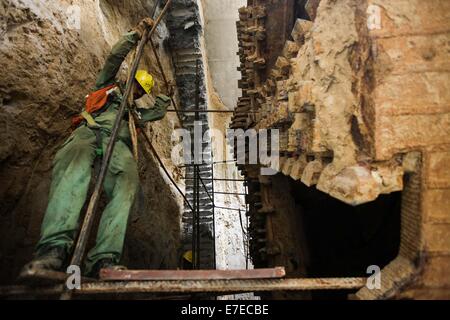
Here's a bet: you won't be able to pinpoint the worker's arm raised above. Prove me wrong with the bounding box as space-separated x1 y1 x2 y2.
94 18 155 90
137 94 171 124
94 32 140 90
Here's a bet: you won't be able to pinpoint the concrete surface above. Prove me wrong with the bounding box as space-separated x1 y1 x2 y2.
202 0 245 109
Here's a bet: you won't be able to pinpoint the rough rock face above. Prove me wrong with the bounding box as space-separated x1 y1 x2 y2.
201 0 250 276
0 0 183 283
233 0 450 299
233 0 450 206
234 0 407 206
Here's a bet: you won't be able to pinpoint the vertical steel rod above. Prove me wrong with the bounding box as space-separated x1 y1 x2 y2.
149 39 183 125
192 164 198 269
194 59 201 269
211 158 216 270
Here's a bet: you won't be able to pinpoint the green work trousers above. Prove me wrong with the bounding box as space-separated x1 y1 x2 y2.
36 125 139 273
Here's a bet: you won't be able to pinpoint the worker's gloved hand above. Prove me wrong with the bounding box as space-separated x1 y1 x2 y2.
133 18 155 39
155 94 171 111
135 94 171 126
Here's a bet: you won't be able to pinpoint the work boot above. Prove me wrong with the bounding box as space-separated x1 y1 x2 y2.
20 246 67 276
89 258 127 279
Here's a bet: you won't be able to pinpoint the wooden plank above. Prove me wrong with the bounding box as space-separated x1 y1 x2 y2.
100 267 286 281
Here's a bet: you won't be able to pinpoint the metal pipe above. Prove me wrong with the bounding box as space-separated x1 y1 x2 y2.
238 209 247 237
244 180 250 269
183 178 245 182
149 39 183 125
238 209 248 270
198 172 213 204
193 60 201 270
167 109 313 115
178 163 212 168
167 109 243 114
179 160 239 167
214 191 246 196
150 0 160 17
192 162 198 269
138 127 194 213
214 205 246 212
211 161 216 270
60 0 173 300
196 164 201 269
148 0 183 125
212 160 239 164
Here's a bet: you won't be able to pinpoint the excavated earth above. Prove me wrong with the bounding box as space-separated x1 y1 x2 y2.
0 0 184 284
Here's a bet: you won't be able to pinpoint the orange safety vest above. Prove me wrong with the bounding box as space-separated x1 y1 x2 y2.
72 84 117 127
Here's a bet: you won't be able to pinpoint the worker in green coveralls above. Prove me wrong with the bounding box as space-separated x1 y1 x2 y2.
21 18 170 278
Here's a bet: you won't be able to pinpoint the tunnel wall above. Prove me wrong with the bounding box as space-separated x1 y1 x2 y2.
0 0 183 283
201 0 250 274
233 0 450 299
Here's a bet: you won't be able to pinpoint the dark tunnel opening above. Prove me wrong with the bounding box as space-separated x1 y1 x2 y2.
290 180 402 299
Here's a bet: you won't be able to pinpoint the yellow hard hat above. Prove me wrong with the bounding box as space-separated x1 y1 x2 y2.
183 250 193 263
135 69 154 95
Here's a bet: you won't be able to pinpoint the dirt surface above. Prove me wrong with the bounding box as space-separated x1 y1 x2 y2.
0 0 183 284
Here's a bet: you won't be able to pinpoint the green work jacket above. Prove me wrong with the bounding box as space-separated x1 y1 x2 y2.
86 31 169 145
